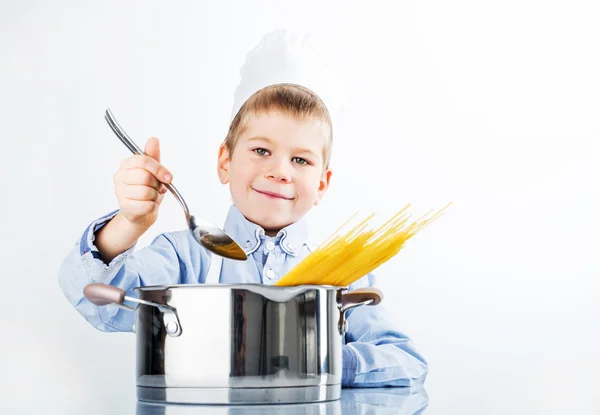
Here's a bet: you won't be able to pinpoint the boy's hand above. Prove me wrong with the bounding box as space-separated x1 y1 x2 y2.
113 137 172 230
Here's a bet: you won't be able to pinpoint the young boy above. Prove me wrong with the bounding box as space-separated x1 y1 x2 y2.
58 30 428 388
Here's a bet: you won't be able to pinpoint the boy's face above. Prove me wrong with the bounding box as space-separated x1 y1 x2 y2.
218 111 332 234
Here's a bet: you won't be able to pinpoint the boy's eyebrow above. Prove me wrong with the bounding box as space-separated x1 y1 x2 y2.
246 136 275 144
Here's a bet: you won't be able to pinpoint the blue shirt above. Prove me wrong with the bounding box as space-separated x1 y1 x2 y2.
58 205 428 387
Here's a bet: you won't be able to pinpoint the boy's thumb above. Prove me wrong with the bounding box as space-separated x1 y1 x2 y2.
144 137 161 162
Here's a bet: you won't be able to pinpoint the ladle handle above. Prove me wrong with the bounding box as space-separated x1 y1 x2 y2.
104 109 144 155
104 108 190 215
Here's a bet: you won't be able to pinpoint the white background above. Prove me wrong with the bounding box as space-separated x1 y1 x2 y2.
2 1 599 413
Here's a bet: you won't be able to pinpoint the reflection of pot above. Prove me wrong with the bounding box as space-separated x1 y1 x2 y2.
136 398 341 415
84 283 383 405
134 385 428 415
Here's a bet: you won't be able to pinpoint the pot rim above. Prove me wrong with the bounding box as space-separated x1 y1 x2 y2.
134 283 347 292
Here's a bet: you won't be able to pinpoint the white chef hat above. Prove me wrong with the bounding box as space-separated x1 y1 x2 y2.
231 28 339 125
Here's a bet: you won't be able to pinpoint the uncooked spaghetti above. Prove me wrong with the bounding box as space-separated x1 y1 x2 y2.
275 203 450 287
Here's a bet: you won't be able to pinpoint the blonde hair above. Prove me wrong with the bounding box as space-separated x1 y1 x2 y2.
224 83 333 169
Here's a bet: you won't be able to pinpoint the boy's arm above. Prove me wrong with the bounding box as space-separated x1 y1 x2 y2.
58 210 208 332
341 274 428 388
94 210 149 264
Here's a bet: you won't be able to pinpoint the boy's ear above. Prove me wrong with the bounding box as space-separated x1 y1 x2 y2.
217 143 231 184
314 168 332 206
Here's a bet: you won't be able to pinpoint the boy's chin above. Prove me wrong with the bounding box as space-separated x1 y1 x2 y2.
244 210 295 232
256 216 293 233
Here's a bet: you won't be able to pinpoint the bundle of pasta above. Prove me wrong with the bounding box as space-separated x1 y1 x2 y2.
275 203 451 287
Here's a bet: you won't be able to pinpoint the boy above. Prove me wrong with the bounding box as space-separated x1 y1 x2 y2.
58 30 428 388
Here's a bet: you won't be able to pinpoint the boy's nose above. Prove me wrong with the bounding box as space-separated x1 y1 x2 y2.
266 159 292 183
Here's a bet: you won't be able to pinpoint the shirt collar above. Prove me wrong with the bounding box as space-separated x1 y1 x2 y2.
223 204 309 257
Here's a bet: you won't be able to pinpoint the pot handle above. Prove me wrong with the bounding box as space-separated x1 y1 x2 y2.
340 287 383 313
83 283 183 337
338 287 384 335
84 283 126 306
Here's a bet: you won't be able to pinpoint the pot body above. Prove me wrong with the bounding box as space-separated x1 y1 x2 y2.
133 284 344 404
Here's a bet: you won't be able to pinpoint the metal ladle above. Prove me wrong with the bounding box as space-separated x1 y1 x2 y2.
104 108 247 261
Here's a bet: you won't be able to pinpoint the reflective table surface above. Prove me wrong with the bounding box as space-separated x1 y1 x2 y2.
136 386 428 414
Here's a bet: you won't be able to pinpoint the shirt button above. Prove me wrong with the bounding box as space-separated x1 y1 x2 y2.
266 241 275 251
265 269 275 279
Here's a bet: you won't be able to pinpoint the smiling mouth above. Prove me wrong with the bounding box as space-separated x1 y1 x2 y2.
253 188 293 200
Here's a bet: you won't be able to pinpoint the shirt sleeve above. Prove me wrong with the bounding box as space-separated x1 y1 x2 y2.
58 210 206 333
341 274 428 388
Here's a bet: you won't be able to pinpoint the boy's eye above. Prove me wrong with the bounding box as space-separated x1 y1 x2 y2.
254 148 270 156
292 157 309 165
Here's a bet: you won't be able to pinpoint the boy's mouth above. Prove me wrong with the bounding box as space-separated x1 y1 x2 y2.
252 188 294 201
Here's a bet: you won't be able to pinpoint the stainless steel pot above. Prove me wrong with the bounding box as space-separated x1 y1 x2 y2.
84 283 383 405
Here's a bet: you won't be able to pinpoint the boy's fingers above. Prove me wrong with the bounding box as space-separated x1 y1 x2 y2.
126 155 172 184
144 137 161 162
119 184 162 202
121 168 162 190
